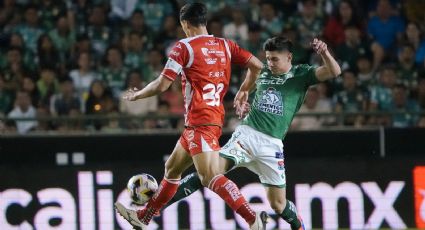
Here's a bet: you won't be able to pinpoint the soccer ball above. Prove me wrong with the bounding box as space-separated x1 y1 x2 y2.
127 173 159 205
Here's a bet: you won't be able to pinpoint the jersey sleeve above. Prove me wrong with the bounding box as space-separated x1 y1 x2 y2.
300 64 319 87
226 39 253 65
161 41 189 81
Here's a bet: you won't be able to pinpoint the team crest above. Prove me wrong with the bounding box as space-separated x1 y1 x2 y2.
257 87 283 116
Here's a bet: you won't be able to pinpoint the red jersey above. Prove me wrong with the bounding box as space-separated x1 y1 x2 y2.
161 35 252 127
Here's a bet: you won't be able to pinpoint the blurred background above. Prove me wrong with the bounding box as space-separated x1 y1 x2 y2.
1 0 425 229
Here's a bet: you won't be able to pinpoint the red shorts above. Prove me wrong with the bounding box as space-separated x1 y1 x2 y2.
179 125 222 156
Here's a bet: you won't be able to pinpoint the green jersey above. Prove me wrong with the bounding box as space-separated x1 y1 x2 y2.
242 64 318 139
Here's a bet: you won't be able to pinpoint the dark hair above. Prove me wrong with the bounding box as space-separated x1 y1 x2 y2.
179 2 207 27
132 9 144 16
7 45 23 54
342 68 357 77
394 83 407 91
263 36 293 52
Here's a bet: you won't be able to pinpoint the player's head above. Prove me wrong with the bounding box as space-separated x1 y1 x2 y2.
179 2 207 35
263 36 293 74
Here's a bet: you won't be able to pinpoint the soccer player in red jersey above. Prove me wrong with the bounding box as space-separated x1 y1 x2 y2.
114 3 268 230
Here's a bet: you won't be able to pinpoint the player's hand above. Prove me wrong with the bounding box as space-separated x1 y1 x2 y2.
311 38 328 55
234 90 249 119
239 102 251 118
122 87 139 101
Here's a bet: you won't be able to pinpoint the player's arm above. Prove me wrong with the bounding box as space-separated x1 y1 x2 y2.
312 38 342 82
123 75 173 101
123 42 187 101
234 56 263 118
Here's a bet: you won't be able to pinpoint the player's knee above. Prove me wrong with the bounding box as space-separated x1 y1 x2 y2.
270 197 286 214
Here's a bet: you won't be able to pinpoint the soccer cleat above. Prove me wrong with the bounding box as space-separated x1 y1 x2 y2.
114 202 147 230
250 211 268 230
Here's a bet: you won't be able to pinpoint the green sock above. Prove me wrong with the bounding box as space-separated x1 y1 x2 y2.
279 200 301 230
165 172 203 208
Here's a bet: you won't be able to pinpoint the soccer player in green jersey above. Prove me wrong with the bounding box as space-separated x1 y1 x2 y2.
160 36 341 229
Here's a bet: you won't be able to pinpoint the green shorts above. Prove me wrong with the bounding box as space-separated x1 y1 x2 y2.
220 125 286 187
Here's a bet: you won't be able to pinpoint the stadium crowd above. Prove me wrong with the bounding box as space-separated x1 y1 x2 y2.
0 0 425 134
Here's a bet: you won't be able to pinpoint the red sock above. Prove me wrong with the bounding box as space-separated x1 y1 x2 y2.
209 174 256 225
137 178 179 224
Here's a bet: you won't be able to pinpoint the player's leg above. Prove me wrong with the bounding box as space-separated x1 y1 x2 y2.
186 125 266 228
115 141 192 229
192 151 261 226
265 186 304 230
121 141 192 228
168 155 233 206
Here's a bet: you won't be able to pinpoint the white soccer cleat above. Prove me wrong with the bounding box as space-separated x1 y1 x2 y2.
250 211 268 230
114 202 147 230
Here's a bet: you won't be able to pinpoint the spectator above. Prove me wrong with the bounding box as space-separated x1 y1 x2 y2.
123 31 147 71
13 4 44 53
207 17 223 38
48 16 76 59
356 55 376 88
72 34 94 64
142 48 164 83
402 0 425 31
336 25 384 71
109 0 138 20
36 34 62 73
367 0 405 54
7 90 37 134
390 83 420 127
85 79 113 114
68 0 92 35
369 66 398 125
132 0 175 33
316 82 333 110
85 79 115 130
334 70 368 126
223 9 249 45
50 77 81 116
2 46 28 92
244 23 264 61
396 43 419 89
0 74 13 116
119 71 157 116
292 87 332 130
21 76 40 107
323 0 362 47
38 0 67 31
259 0 283 37
281 28 309 64
277 0 298 20
100 45 129 97
288 0 323 49
404 22 425 65
36 66 59 106
69 51 98 101
87 5 111 58
8 33 36 71
124 10 155 50
34 105 53 131
155 100 172 129
154 15 178 51
0 0 19 31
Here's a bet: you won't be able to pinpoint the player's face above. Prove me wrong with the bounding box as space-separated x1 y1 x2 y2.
266 50 292 74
